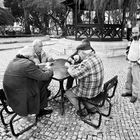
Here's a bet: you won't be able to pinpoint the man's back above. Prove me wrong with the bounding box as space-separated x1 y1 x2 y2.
3 56 53 116
71 53 104 99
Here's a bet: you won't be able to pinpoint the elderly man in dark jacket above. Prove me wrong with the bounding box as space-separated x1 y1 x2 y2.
3 46 53 117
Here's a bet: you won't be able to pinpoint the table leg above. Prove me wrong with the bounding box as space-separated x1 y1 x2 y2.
59 80 65 115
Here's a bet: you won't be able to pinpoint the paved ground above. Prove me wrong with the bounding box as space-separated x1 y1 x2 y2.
0 37 140 140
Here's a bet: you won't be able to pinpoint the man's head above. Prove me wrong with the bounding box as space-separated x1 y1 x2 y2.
76 44 92 60
69 38 94 62
132 26 140 40
82 38 91 47
74 39 94 60
77 38 93 50
32 39 43 55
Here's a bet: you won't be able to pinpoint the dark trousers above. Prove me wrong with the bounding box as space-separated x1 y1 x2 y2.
38 79 52 109
66 76 74 90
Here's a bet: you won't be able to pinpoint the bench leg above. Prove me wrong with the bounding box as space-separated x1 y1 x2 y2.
10 114 38 137
101 99 112 117
0 107 9 126
81 112 102 129
78 99 103 129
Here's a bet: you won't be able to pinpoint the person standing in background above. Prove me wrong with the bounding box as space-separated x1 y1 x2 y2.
122 26 140 103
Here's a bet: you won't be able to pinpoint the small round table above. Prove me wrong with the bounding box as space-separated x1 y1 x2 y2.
51 58 70 115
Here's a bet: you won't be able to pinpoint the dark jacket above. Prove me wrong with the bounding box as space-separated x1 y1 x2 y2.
3 56 53 116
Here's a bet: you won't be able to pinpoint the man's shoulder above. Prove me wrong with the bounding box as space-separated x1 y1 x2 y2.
92 53 102 60
16 57 35 67
86 54 102 64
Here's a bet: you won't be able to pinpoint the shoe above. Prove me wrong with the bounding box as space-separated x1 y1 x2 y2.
64 96 69 102
130 96 137 103
76 108 88 117
87 107 97 114
37 109 53 117
121 92 132 97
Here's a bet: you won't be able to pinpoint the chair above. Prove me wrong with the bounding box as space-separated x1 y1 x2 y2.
0 89 38 137
0 89 14 126
77 75 118 128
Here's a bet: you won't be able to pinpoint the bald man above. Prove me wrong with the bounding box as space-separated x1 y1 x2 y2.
122 26 140 103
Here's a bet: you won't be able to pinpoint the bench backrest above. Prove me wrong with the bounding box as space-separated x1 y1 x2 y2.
77 75 118 107
0 89 14 114
103 75 118 99
0 89 7 106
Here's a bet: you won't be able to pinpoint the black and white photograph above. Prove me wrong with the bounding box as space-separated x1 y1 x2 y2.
0 0 140 139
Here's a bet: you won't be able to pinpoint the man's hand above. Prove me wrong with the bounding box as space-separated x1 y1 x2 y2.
37 63 46 69
73 55 80 62
137 59 140 65
43 65 53 71
67 57 75 64
38 62 53 71
48 57 54 62
65 62 71 68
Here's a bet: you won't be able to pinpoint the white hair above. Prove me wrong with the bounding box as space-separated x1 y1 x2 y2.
18 46 34 57
17 39 43 58
32 39 42 48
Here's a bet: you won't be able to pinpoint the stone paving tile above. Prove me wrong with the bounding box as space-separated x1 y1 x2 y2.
0 39 140 140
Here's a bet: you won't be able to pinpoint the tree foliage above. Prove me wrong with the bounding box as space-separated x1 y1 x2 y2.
3 0 140 35
3 0 69 35
73 0 140 25
22 0 53 34
0 7 15 26
4 0 24 20
23 0 69 35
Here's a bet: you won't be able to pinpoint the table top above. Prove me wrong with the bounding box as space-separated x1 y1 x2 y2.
52 58 70 81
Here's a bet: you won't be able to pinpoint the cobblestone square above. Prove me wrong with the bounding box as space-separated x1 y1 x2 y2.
0 37 139 140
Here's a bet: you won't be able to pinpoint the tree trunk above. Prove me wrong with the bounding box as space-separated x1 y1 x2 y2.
44 14 50 34
61 25 67 37
24 8 31 34
49 14 66 37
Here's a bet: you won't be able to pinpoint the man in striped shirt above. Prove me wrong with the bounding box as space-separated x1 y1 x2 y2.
65 42 104 117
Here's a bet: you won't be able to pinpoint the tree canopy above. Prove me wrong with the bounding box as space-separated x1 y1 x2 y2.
72 0 140 24
3 0 69 35
0 7 15 26
4 0 24 19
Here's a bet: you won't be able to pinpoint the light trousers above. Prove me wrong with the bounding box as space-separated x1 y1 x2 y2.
125 63 140 99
